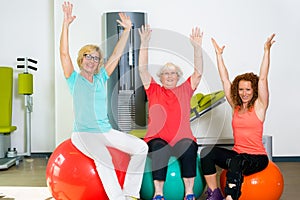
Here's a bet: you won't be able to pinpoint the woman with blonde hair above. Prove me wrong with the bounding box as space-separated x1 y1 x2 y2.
59 2 148 200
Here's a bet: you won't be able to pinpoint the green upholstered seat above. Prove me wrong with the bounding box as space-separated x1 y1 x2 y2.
190 90 225 118
0 67 17 134
129 129 147 138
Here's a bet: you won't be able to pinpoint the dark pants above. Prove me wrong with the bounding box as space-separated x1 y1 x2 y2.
200 146 269 176
148 138 198 181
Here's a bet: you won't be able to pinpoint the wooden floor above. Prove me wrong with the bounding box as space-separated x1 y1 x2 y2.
0 156 299 199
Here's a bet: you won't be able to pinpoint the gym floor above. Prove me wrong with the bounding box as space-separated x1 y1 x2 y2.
0 156 299 199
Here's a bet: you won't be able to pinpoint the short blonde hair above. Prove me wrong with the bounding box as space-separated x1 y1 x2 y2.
77 44 104 74
156 62 183 79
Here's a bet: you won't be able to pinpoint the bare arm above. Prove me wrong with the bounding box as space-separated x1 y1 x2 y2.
60 1 76 78
190 27 203 90
256 34 275 119
211 38 234 108
138 25 152 90
104 13 132 76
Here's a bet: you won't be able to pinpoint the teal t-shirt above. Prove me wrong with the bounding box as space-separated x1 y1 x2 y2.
66 67 112 133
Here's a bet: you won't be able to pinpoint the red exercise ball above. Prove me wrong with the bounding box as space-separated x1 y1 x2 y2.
220 161 284 200
46 139 130 200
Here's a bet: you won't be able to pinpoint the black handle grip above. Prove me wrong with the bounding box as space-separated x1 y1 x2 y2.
17 58 38 71
28 58 37 64
17 58 37 64
28 65 38 71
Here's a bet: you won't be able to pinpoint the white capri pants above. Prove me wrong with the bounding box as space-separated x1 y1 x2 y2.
71 129 148 200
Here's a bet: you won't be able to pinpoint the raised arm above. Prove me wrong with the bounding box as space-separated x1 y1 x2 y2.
190 27 203 90
256 34 275 115
138 25 152 89
104 13 132 76
211 38 234 108
60 1 76 78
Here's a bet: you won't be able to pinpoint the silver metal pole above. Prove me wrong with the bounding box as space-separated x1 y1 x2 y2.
25 95 32 156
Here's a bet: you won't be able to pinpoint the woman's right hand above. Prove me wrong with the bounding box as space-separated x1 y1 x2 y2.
62 1 76 26
211 38 225 55
138 25 151 46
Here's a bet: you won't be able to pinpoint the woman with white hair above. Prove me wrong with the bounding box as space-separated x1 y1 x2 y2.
138 25 203 200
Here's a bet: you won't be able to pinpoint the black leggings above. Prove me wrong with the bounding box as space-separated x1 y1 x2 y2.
148 138 198 181
200 146 269 176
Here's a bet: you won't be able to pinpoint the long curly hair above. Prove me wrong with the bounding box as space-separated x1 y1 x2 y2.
231 72 259 109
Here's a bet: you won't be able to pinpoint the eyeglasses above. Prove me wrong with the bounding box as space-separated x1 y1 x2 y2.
84 54 100 63
161 71 178 76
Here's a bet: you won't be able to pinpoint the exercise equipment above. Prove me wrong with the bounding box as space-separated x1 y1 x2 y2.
220 161 284 200
140 155 206 200
0 67 17 134
16 57 38 156
0 67 18 169
46 139 130 200
105 12 148 132
190 90 225 122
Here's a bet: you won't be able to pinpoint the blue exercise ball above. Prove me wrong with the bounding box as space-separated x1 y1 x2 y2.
140 155 206 200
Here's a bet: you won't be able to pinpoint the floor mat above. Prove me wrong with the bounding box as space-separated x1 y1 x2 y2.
0 187 52 200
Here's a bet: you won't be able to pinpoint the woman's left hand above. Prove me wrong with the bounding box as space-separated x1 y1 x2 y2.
190 27 203 48
264 33 276 51
138 24 151 45
117 13 132 31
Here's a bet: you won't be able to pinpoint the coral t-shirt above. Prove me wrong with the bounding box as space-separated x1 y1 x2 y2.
232 107 267 155
144 77 196 146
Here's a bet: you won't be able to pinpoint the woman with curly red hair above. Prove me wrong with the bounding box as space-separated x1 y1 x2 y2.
200 34 276 200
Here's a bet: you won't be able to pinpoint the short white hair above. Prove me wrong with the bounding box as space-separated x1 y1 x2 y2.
156 62 183 79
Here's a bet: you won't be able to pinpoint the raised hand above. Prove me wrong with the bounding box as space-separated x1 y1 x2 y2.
211 38 225 55
264 33 276 51
190 27 203 48
138 25 151 46
117 13 132 31
62 1 76 26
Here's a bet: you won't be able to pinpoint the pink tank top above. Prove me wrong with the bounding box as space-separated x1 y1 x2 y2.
232 107 267 155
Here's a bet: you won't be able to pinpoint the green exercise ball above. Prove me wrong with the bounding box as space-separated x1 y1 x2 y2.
140 155 206 200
